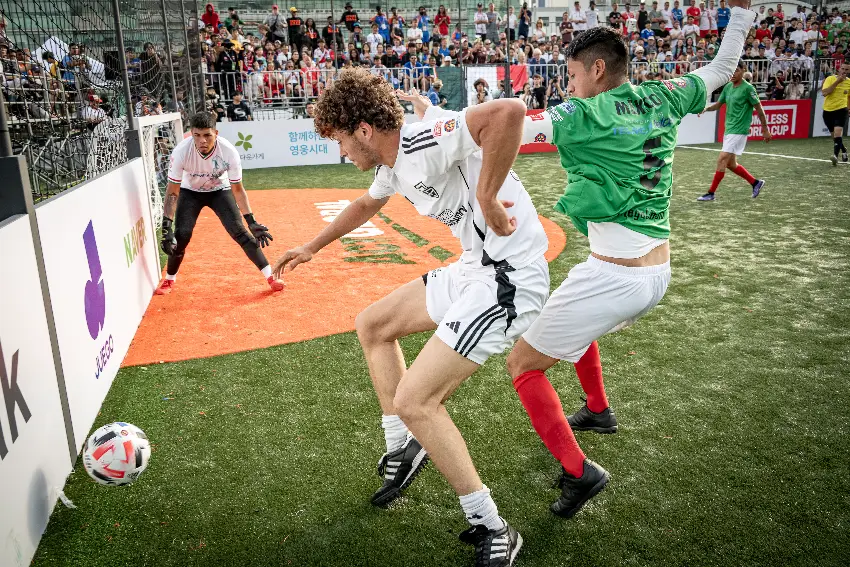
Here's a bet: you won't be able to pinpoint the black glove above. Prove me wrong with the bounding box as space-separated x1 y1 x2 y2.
244 213 273 248
161 217 177 256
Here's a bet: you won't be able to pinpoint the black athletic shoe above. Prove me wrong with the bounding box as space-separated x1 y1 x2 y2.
567 402 618 434
551 459 610 518
371 433 429 507
459 522 523 567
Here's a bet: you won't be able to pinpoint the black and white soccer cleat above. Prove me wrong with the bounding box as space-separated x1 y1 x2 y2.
459 522 523 567
371 433 429 507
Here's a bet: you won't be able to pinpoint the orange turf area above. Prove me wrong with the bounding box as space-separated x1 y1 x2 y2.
123 189 566 366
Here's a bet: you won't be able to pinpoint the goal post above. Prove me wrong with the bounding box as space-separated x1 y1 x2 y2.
136 112 185 227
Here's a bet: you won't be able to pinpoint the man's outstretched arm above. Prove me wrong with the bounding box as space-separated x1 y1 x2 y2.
273 193 389 278
690 5 757 93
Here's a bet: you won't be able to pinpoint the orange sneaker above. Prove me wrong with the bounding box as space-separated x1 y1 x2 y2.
155 279 175 295
267 276 284 292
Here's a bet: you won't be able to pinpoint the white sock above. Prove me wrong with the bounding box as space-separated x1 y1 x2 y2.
459 485 504 531
261 265 272 278
381 414 409 453
165 273 177 281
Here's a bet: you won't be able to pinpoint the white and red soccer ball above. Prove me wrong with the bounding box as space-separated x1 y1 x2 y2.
83 422 151 486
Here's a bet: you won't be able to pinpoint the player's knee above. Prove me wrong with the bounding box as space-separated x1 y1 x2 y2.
506 344 537 380
355 306 392 345
355 308 380 344
174 227 193 246
506 350 526 380
393 388 429 424
231 227 256 247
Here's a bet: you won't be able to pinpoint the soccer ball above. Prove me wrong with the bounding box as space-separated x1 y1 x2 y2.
82 422 151 486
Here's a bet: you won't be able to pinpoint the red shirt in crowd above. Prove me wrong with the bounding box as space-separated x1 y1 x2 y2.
686 6 701 20
202 4 220 29
434 13 451 36
754 28 772 41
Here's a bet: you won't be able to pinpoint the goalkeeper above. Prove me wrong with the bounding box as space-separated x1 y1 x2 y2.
155 112 284 295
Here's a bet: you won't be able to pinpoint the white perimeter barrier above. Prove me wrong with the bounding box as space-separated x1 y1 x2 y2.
35 159 160 450
0 158 159 567
0 215 73 567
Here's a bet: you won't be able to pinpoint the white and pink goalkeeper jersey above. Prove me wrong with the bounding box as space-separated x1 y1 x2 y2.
167 136 243 192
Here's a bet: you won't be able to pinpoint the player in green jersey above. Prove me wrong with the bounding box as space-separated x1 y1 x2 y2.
697 61 770 201
487 3 757 519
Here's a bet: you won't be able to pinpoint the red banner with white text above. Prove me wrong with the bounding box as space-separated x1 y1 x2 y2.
716 99 812 142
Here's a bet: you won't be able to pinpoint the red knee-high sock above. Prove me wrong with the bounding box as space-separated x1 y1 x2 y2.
731 164 756 185
513 370 586 477
573 341 609 413
709 170 725 194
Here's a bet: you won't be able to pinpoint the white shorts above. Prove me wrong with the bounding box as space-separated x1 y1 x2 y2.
722 134 748 155
426 256 550 365
523 255 671 362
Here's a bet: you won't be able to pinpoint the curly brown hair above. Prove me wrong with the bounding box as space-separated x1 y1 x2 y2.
313 67 405 138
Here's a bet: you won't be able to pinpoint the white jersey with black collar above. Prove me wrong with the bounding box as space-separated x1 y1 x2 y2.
368 106 548 272
167 136 243 192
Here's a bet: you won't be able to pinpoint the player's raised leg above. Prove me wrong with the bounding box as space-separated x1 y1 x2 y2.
354 277 438 506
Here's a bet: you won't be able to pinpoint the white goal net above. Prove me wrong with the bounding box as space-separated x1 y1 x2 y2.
86 117 129 180
137 113 184 226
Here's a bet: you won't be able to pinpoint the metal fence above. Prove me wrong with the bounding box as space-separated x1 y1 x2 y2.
627 57 823 98
202 57 831 119
0 0 206 200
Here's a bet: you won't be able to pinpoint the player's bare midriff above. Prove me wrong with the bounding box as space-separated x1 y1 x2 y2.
591 241 670 267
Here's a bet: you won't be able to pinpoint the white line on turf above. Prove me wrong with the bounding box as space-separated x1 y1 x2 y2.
678 145 850 164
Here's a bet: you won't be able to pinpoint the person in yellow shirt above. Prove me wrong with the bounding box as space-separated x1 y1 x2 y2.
821 62 850 165
228 27 243 51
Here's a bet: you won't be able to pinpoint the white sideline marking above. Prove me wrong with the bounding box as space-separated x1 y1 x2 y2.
678 145 850 165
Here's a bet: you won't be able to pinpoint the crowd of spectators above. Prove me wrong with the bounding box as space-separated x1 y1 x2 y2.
616 1 849 99
199 1 850 114
1 21 182 129
3 2 849 125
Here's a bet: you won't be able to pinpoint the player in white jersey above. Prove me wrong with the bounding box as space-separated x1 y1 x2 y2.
155 112 284 295
272 69 546 567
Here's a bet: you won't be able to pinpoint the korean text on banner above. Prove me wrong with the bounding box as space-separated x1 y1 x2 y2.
216 119 341 169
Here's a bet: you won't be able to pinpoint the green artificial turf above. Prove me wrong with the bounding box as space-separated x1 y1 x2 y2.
35 139 850 566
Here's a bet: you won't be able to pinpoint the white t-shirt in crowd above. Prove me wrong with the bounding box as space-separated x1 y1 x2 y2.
475 11 489 34
570 8 587 31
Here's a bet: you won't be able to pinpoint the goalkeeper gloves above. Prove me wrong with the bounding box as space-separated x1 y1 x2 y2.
244 213 273 248
161 217 177 256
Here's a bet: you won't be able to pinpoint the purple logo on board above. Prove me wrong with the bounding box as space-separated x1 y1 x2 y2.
83 220 106 340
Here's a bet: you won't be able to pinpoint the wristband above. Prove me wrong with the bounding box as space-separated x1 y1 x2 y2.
162 217 173 230
243 213 256 225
